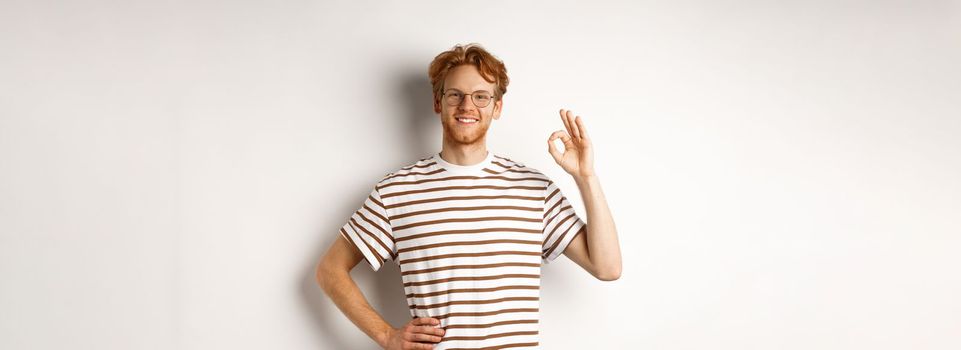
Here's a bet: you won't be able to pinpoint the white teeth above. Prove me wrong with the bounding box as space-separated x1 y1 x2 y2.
456 118 478 124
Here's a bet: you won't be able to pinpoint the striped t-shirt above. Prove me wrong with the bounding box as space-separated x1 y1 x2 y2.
339 150 586 350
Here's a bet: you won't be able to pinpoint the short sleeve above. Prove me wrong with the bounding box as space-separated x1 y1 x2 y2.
339 186 396 271
541 180 586 262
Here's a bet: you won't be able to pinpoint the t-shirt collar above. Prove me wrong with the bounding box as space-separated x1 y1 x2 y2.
433 150 494 175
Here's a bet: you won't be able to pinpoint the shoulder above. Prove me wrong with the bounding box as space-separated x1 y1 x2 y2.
487 154 555 184
373 155 441 189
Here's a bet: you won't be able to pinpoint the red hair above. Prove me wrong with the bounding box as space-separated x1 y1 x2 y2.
428 43 509 107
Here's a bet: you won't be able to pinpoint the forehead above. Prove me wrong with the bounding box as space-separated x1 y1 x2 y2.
444 65 495 92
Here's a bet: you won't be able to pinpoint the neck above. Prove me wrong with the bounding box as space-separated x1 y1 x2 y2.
439 139 489 166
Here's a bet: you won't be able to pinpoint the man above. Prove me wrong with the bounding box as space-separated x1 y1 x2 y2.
316 43 621 350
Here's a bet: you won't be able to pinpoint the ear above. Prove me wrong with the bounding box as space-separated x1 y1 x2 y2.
492 98 503 120
433 97 442 114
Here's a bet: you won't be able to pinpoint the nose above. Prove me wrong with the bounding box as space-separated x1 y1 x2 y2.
457 94 475 110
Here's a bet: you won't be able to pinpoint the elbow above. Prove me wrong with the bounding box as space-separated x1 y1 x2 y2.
595 265 622 282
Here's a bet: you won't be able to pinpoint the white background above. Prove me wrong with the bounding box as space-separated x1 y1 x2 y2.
2 1 959 349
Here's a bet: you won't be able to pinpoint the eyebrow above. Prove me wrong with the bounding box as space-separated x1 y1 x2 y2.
445 88 493 93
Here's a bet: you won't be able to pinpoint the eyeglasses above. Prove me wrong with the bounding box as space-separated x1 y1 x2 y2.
442 89 495 108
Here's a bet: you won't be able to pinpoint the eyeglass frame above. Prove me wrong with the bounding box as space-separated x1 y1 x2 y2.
441 88 497 108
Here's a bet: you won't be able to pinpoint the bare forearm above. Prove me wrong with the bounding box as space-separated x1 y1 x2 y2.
573 174 622 279
319 269 392 348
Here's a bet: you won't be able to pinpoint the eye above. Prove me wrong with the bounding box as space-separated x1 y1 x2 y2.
475 93 492 101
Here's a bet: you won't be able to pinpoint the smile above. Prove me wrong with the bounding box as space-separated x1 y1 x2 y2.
455 117 479 124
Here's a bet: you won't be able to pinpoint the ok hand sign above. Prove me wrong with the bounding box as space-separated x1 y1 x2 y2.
548 109 596 179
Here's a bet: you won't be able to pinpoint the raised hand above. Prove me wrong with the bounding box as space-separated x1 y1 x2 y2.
548 109 595 179
383 317 445 350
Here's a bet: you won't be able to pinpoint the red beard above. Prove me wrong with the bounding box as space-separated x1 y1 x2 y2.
442 116 490 145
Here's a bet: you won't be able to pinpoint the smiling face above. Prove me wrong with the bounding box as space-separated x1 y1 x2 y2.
434 64 503 147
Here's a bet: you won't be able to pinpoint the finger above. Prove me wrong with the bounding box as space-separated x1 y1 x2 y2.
406 332 443 343
574 115 589 141
559 109 573 137
558 130 576 148
567 110 581 141
412 326 446 337
548 133 563 162
549 130 573 147
548 130 571 159
562 109 574 140
411 317 439 326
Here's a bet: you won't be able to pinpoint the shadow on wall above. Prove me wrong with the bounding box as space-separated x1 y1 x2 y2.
299 248 409 348
401 67 441 160
299 69 438 348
